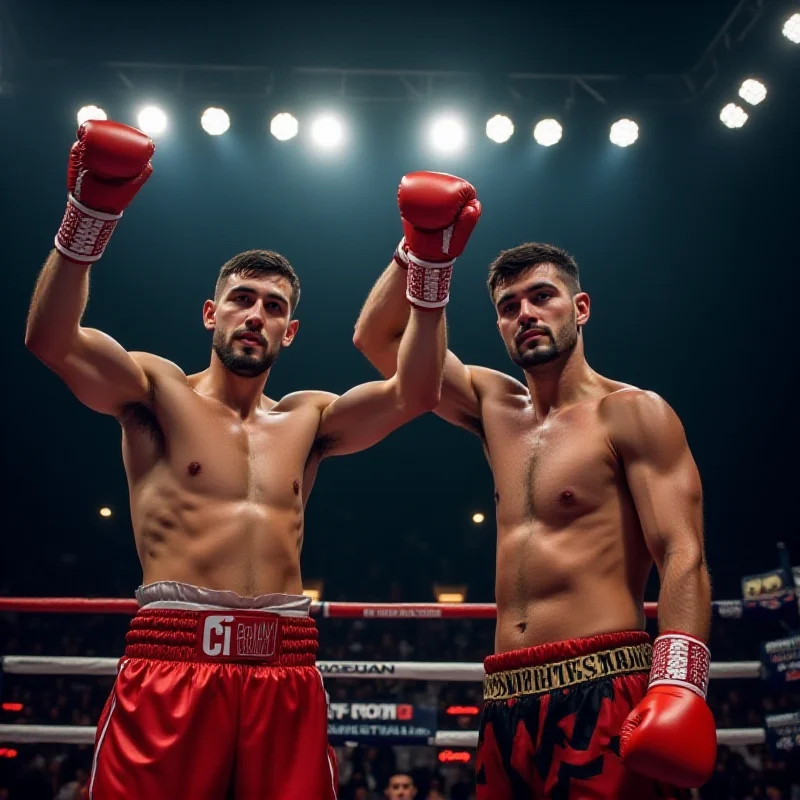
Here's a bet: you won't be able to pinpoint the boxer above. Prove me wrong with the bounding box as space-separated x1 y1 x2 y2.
24 122 480 800
354 198 715 799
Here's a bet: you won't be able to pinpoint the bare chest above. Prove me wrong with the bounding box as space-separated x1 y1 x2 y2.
483 402 619 526
121 389 319 506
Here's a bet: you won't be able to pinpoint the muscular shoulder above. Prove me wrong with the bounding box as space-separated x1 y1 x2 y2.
272 389 337 414
130 352 187 385
599 388 686 456
468 365 528 403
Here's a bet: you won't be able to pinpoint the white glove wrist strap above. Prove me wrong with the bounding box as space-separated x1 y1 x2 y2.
55 193 123 263
648 633 711 699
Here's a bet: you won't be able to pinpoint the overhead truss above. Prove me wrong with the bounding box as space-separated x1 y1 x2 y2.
1 0 772 109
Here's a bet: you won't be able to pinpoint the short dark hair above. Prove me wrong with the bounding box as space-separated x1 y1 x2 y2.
487 242 581 301
215 249 301 312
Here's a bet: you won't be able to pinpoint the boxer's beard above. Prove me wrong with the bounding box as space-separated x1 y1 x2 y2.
213 329 279 377
508 309 578 369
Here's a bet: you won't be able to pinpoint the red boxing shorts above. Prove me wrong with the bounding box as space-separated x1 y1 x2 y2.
476 631 691 800
88 582 338 800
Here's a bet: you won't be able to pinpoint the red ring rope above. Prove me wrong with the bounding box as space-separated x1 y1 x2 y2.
0 597 661 619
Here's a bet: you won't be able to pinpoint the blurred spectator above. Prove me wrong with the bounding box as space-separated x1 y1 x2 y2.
385 772 417 799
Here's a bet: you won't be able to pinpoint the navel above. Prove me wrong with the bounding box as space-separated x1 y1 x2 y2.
293 479 300 495
559 489 575 504
187 461 202 477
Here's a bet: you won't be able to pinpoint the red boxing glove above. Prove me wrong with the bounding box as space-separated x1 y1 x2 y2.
620 632 717 788
55 120 155 264
394 171 481 309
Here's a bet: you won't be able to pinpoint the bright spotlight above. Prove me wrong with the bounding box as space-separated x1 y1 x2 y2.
201 107 230 136
430 116 466 153
609 118 639 147
270 112 299 141
77 105 107 126
99 507 112 518
310 114 344 148
782 12 800 43
485 115 514 144
472 512 485 524
137 106 167 135
533 119 563 147
720 103 748 129
738 79 767 106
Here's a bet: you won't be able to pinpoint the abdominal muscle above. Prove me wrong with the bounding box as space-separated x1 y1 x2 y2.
131 483 305 598
494 516 650 653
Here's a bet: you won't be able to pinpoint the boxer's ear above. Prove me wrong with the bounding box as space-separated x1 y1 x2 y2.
203 299 216 331
574 292 590 328
282 319 299 347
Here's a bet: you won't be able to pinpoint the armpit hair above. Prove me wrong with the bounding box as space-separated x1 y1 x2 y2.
312 433 338 456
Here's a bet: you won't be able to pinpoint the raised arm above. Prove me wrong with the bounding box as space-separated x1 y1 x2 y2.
315 172 482 456
353 171 485 435
313 304 445 457
605 389 716 790
24 120 156 417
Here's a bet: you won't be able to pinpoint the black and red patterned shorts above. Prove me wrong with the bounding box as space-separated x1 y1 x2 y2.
476 631 692 800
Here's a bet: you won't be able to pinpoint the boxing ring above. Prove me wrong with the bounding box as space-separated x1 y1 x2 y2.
0 596 773 751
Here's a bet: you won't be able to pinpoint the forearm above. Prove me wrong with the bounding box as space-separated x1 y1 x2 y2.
394 306 446 411
353 260 411 376
25 249 91 360
657 548 712 642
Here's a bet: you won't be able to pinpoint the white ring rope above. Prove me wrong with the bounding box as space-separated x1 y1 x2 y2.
0 655 762 681
0 724 767 748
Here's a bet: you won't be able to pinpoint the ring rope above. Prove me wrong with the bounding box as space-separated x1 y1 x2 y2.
0 655 761 680
0 724 767 748
0 596 746 619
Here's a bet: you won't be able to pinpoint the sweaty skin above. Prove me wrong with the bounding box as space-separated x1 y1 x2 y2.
27 249 446 598
120 355 337 597
470 369 651 651
354 260 709 652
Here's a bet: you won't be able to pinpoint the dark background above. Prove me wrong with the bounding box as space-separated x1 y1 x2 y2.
1 0 798 605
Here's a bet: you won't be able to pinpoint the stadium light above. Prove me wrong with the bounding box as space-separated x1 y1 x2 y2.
738 79 767 106
485 114 514 144
310 114 344 148
434 584 467 603
99 507 112 518
77 105 107 126
472 512 485 524
609 118 639 147
303 580 323 601
201 107 230 136
270 112 299 141
137 106 167 135
533 118 563 147
782 12 800 43
720 103 748 129
429 115 466 153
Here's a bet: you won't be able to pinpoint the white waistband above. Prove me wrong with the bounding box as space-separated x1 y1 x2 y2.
135 581 311 617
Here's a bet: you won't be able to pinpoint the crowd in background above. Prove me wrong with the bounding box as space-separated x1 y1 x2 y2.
0 597 798 799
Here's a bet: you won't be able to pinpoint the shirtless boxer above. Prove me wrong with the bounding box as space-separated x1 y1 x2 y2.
24 124 479 800
353 172 716 799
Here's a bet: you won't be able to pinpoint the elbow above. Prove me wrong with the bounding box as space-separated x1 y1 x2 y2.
352 326 368 355
24 325 71 367
398 384 442 418
664 541 707 577
24 327 52 361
